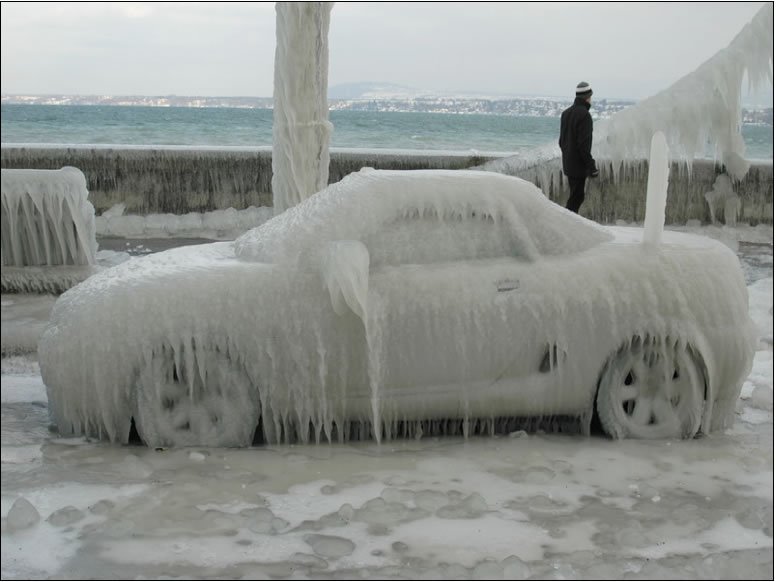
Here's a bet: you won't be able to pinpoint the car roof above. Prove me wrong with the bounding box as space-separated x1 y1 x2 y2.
235 168 611 264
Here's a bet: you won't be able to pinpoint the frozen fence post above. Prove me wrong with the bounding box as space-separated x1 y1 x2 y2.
1 167 97 268
704 173 741 226
272 1 334 214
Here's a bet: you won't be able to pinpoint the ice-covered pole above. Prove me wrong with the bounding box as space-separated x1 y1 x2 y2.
272 2 334 214
643 132 669 247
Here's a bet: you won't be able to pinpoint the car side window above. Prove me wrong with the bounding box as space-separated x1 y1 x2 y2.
363 209 532 268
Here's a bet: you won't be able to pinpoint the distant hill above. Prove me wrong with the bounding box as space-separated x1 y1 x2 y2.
328 82 431 100
327 82 570 102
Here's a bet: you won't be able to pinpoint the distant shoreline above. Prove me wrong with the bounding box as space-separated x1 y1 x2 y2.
2 100 772 126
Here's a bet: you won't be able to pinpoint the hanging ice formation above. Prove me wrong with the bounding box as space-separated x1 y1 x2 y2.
272 2 334 214
1 167 97 268
480 3 773 186
595 3 773 180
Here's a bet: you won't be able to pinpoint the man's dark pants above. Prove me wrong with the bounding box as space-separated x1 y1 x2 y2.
565 176 587 214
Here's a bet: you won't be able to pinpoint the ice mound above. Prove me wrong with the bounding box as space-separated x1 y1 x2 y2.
1 167 98 293
1 167 97 267
7 497 40 531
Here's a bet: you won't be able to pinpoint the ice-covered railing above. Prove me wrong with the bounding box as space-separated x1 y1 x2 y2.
595 2 773 180
481 3 773 183
1 167 97 268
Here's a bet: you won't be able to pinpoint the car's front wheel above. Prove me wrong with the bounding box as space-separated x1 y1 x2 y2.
133 344 259 447
596 337 704 439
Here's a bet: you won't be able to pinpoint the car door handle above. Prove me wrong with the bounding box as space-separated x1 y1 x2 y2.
496 279 520 292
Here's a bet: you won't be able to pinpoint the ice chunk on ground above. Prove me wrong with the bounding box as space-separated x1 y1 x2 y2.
501 555 532 579
304 534 355 558
472 559 504 580
7 497 40 531
751 385 773 411
47 506 85 527
436 493 489 519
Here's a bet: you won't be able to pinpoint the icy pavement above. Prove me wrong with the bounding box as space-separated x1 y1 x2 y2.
1 232 773 580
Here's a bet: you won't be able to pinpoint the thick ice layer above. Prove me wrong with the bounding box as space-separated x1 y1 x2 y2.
39 170 757 447
1 167 97 268
272 2 334 213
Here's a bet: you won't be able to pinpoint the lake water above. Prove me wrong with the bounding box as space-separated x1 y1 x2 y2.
1 104 772 159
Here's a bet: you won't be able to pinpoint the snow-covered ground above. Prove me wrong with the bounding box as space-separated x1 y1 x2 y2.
1 228 772 580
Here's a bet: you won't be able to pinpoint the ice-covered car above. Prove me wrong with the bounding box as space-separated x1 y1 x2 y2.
39 168 756 447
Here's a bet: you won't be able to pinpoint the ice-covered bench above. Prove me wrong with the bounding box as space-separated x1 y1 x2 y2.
1 167 97 293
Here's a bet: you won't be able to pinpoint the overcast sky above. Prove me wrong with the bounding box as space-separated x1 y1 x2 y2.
0 1 771 102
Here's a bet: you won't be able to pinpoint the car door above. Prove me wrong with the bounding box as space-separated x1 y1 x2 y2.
360 211 548 420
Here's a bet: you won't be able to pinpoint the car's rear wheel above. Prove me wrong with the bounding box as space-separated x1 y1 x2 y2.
133 344 259 447
596 338 704 439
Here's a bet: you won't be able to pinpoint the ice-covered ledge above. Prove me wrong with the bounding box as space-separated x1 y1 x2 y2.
0 146 772 225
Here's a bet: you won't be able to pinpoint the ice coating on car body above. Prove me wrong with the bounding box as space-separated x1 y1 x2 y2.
39 170 756 446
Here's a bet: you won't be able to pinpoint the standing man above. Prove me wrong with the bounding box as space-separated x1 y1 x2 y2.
559 81 599 214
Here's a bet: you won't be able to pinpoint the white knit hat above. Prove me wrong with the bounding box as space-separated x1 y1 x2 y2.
575 81 593 96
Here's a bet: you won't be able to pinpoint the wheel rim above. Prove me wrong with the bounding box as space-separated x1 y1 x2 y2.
605 342 703 439
135 345 259 447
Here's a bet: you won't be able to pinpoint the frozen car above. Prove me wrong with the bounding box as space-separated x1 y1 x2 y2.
39 169 756 447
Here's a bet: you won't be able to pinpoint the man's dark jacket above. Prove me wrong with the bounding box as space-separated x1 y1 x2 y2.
559 97 597 178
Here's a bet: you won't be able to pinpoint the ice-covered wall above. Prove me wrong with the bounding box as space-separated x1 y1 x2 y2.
273 2 334 213
486 155 773 226
2 146 770 225
0 146 495 212
1 167 97 268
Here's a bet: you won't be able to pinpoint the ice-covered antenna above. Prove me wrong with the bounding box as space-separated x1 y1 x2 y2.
643 132 669 247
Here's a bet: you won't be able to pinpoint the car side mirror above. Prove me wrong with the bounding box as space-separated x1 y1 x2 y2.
321 240 370 323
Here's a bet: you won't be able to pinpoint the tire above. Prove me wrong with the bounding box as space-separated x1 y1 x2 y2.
596 337 704 439
133 344 259 447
